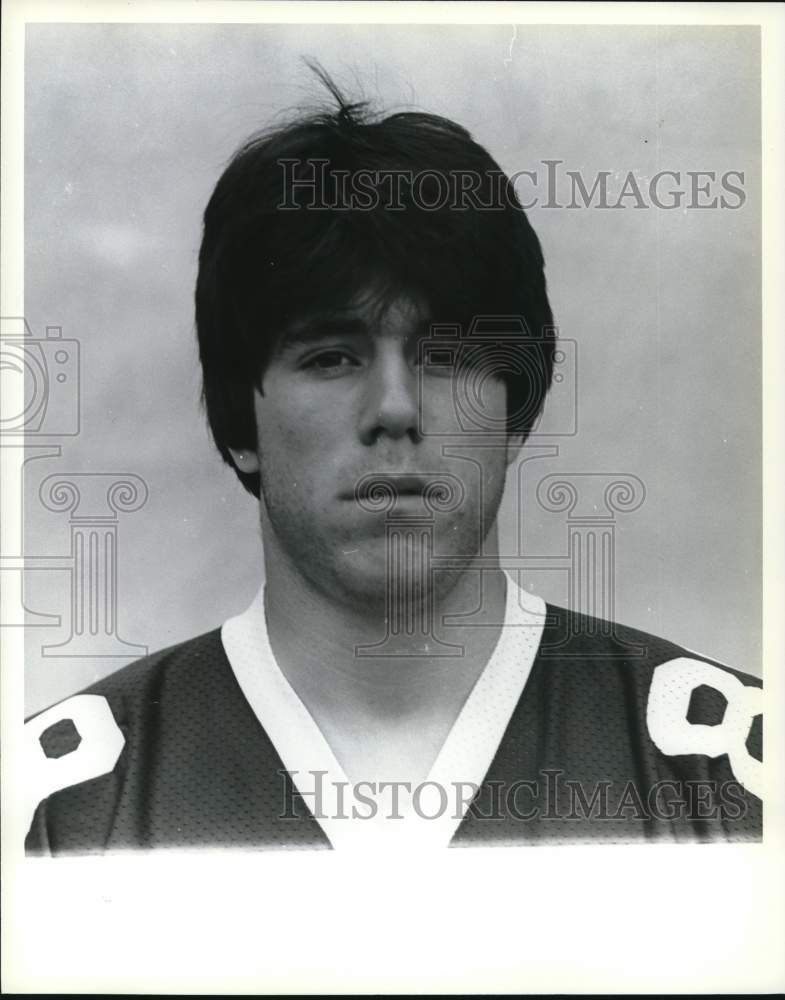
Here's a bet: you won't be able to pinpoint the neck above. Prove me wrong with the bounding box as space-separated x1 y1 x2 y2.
260 528 508 716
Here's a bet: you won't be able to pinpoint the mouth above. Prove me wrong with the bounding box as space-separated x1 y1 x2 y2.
342 474 430 501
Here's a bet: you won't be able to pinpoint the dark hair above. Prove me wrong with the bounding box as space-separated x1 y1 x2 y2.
195 68 555 498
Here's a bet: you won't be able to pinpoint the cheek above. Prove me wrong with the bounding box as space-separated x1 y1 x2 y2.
258 418 311 460
254 392 349 502
255 391 327 458
419 379 461 435
424 373 508 435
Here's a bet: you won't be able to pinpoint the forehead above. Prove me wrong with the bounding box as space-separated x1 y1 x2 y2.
278 285 429 344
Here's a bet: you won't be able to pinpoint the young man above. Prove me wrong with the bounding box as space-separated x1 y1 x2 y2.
24 79 762 853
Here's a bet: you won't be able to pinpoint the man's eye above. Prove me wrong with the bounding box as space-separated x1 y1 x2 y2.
302 351 358 373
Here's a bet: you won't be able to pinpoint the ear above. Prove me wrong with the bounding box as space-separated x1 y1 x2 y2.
228 447 260 474
505 432 527 468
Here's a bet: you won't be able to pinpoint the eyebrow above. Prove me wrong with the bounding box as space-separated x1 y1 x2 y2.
275 314 433 352
275 317 371 351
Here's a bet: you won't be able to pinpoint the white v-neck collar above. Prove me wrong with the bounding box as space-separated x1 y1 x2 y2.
221 571 546 851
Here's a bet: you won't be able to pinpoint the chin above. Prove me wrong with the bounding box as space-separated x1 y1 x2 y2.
328 543 463 612
330 552 400 607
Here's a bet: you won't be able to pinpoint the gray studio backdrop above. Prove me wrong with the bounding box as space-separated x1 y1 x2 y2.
21 23 761 714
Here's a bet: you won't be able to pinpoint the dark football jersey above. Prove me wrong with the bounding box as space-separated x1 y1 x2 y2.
24 604 762 854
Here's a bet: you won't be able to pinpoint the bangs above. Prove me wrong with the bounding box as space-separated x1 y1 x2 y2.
228 192 526 380
196 68 555 497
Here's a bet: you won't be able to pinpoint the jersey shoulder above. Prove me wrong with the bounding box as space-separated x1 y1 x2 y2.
24 629 229 854
85 628 228 701
26 627 227 725
540 602 761 686
536 603 763 803
451 604 764 846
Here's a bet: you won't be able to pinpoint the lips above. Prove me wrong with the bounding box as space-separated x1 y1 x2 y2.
372 475 426 496
340 472 464 517
342 474 431 500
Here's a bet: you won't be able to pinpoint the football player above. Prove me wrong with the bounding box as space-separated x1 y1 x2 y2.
24 73 762 853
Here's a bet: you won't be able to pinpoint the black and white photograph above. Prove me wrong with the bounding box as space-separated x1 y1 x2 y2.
2 0 783 993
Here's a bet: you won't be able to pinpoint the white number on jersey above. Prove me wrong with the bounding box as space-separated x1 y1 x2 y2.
24 694 125 835
646 658 762 799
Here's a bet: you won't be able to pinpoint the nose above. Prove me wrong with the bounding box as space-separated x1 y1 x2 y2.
358 344 420 445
